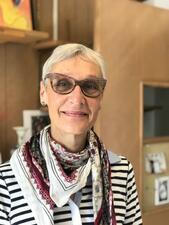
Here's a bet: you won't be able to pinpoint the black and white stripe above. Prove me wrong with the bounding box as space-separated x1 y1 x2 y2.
0 156 142 225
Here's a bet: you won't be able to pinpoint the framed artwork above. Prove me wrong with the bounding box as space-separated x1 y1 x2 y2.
155 176 169 206
0 0 32 30
23 110 50 141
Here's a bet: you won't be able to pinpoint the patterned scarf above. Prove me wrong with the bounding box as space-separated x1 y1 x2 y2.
10 126 116 225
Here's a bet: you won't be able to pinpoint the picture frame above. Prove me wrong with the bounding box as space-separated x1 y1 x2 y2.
143 141 169 211
145 152 167 174
0 0 32 31
155 176 169 206
23 110 50 141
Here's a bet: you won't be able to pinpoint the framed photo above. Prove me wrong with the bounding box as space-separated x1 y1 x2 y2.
23 110 50 141
155 176 169 206
145 152 167 174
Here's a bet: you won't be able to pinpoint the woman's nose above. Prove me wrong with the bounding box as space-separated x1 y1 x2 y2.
69 85 85 105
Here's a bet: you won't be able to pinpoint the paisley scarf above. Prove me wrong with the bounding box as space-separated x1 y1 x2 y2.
10 126 116 225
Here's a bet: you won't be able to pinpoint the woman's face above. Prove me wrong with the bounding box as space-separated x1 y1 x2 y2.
40 56 104 137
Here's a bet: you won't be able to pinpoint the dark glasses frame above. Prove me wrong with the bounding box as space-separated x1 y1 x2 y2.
43 73 107 98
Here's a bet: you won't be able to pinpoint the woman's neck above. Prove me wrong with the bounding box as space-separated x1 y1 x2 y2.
50 128 87 153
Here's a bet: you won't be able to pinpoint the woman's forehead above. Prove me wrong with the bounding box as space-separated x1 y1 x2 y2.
51 56 102 79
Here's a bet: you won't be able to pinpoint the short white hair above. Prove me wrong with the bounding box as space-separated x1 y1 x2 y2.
42 43 106 80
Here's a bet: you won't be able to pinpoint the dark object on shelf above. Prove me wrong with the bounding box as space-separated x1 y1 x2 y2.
144 105 163 112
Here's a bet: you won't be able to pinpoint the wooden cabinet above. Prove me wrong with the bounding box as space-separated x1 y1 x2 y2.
94 0 169 224
0 0 94 162
0 43 39 161
0 1 52 161
58 0 94 46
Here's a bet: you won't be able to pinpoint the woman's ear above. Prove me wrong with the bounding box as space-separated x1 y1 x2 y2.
40 81 47 105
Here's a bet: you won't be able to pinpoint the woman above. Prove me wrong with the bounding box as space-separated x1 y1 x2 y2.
0 43 142 225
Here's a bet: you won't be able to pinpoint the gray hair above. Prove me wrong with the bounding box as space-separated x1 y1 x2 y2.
42 43 106 80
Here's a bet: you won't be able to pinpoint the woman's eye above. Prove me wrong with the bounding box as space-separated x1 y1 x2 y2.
53 79 72 91
84 81 99 90
57 79 69 87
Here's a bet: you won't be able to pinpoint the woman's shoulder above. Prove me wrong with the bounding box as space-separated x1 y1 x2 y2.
108 151 136 186
108 150 129 164
0 161 13 176
0 161 19 195
107 150 134 171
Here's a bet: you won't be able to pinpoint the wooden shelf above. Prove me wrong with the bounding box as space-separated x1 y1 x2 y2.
143 205 169 216
143 136 169 144
34 40 67 50
0 27 49 44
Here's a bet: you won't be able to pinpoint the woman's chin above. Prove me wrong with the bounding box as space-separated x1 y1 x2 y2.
63 126 89 136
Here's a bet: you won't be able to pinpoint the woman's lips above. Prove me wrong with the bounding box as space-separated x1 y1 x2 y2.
61 111 88 117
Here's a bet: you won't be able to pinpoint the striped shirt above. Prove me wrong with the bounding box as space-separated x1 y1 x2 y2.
0 155 142 225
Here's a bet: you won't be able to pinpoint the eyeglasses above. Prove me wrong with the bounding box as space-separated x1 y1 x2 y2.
44 73 107 98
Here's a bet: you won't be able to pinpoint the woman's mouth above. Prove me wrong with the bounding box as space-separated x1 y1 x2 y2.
61 111 88 117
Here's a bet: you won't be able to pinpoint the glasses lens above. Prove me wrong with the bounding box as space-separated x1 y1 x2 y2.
52 77 74 94
81 79 105 97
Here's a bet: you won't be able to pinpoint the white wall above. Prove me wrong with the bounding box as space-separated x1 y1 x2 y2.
144 0 169 9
